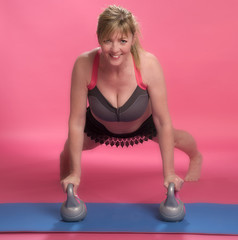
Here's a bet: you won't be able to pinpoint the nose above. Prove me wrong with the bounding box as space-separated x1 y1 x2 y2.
111 42 120 53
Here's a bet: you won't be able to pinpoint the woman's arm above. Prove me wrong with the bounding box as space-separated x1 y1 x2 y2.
144 53 184 191
61 53 90 194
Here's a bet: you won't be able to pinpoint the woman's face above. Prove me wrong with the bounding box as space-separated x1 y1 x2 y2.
100 30 135 66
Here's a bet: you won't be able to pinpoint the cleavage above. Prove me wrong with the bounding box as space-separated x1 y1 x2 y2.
96 85 138 109
96 71 137 109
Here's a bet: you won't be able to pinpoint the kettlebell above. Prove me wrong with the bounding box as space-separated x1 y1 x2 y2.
60 183 87 222
159 182 185 222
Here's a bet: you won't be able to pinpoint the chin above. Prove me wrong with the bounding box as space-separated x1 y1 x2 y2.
108 55 123 65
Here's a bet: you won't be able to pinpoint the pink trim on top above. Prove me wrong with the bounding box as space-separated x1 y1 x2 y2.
132 56 147 90
87 51 100 90
87 50 147 90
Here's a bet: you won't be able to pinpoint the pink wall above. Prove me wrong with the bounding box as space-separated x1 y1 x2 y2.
1 0 238 148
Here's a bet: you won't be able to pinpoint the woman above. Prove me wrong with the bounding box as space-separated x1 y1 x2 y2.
60 5 202 195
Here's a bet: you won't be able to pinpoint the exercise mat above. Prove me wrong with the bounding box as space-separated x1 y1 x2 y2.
0 203 237 235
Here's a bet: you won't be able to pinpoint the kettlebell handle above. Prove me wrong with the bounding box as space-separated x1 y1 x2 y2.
65 183 79 208
164 182 179 207
167 182 175 197
167 182 180 198
67 183 74 197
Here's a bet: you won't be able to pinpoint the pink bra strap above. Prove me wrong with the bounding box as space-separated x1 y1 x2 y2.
132 57 147 90
87 51 100 90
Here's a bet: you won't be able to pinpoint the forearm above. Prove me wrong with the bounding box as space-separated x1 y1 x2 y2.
158 125 175 177
68 124 84 176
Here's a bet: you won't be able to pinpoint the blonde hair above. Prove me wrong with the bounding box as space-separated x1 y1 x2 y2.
97 5 142 68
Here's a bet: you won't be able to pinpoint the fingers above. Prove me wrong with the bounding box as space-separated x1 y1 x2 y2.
73 184 79 196
61 181 79 195
174 176 184 191
164 174 184 191
60 174 80 195
60 180 69 193
164 181 169 189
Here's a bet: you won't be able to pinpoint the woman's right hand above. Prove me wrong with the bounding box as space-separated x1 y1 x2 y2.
60 173 80 196
164 174 184 192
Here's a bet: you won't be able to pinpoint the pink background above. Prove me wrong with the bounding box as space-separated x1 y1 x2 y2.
1 0 238 146
1 1 238 239
1 0 238 198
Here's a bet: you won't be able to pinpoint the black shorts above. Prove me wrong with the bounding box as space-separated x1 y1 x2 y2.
84 108 157 147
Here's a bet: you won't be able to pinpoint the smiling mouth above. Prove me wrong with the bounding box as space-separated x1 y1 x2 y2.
110 54 121 59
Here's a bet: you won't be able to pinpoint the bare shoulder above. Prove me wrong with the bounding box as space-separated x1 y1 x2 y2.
75 48 99 65
72 48 99 85
139 50 164 85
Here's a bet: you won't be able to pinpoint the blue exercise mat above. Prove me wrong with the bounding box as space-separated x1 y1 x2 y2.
0 203 238 234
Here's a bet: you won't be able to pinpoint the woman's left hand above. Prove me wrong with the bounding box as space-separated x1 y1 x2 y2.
164 174 184 191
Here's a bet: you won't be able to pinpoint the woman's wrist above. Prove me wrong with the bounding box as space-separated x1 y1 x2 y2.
70 168 81 178
163 169 175 178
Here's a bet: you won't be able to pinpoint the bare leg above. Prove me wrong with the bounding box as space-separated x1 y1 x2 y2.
153 129 202 181
173 129 202 181
60 133 100 180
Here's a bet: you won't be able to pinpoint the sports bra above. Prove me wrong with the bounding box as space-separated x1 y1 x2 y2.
87 50 149 122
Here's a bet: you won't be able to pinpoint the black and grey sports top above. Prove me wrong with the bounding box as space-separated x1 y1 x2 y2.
87 50 149 122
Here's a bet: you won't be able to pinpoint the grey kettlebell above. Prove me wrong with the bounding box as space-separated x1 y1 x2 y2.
60 183 87 222
159 182 185 222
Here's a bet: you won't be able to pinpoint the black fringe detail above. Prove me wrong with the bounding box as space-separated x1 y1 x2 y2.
84 108 157 148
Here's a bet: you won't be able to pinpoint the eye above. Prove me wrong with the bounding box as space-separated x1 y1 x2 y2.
121 39 128 44
103 39 111 44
